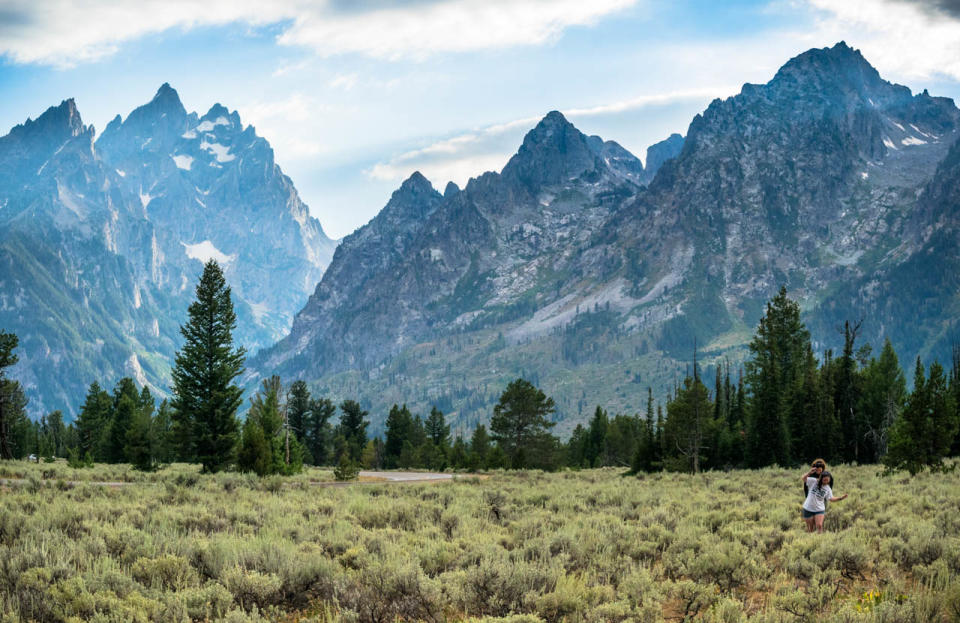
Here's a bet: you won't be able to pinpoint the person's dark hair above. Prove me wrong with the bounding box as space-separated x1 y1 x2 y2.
804 460 828 496
817 471 833 490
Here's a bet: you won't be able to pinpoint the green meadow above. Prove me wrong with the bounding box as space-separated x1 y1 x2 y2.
1 463 959 623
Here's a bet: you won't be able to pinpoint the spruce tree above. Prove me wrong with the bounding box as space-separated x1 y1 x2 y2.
125 405 155 471
469 424 491 471
926 362 957 466
0 330 22 460
586 406 609 467
859 339 906 462
287 380 311 443
153 400 175 464
171 260 245 473
384 404 414 468
567 424 590 468
835 321 863 462
304 397 335 465
76 382 111 460
745 287 809 467
886 358 930 474
338 400 369 463
107 378 140 464
426 406 451 448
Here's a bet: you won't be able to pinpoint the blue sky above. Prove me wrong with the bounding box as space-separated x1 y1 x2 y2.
2 0 959 238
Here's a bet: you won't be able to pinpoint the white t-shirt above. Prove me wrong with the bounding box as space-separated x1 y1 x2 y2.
803 476 832 512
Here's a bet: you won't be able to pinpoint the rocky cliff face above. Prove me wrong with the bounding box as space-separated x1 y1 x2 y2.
257 111 643 382
255 43 959 434
96 84 336 345
0 87 336 416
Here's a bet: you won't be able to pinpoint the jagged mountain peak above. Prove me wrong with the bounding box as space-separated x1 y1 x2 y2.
443 181 460 198
375 171 443 224
400 170 434 192
767 41 904 103
199 103 241 129
501 110 603 189
149 82 187 115
9 98 87 141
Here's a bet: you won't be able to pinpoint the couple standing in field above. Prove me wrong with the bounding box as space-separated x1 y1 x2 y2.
800 459 848 533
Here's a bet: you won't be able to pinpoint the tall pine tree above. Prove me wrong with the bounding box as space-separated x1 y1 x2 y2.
745 287 809 467
0 330 24 460
338 400 369 463
171 260 245 472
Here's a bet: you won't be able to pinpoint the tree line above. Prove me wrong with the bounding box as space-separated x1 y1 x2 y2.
1 268 957 477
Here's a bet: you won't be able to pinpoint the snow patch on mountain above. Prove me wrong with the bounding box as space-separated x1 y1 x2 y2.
196 117 229 132
200 140 234 163
172 154 194 170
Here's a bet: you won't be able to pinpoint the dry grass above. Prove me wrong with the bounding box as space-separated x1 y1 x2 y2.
0 463 957 622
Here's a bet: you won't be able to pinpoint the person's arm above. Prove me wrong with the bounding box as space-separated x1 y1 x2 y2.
802 469 816 485
829 493 848 502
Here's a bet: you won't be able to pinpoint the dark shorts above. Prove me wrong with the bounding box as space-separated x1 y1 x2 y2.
801 508 825 519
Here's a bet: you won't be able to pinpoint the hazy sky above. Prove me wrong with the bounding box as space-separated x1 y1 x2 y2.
2 0 959 238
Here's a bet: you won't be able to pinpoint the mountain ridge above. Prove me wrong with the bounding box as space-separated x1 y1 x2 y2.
253 42 960 435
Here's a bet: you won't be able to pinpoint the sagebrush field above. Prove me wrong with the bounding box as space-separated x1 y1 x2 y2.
1 463 958 623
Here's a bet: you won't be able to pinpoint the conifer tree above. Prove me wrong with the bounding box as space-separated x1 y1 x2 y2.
663 373 715 473
384 404 414 468
886 358 930 474
107 378 140 463
567 424 589 468
469 424 491 471
338 400 369 463
586 405 609 467
835 320 863 461
450 436 469 469
287 380 311 443
171 260 245 473
490 378 556 469
304 397 335 465
76 382 111 460
859 339 906 462
0 330 23 460
426 406 451 448
125 404 155 471
745 287 809 467
153 400 175 464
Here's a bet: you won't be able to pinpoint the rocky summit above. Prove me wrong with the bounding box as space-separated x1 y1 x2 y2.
0 86 336 416
254 43 959 436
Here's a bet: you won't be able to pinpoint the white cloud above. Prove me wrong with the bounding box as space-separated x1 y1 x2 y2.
328 73 359 90
565 87 739 117
277 0 638 61
0 0 639 68
805 0 960 81
238 93 326 159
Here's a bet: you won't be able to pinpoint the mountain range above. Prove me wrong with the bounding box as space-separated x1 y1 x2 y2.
253 42 959 435
0 86 335 416
3 42 959 433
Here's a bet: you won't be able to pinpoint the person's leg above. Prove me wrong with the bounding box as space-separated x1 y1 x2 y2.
803 514 815 532
814 513 825 533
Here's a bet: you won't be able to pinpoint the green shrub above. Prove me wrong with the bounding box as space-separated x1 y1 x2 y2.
131 554 198 591
334 456 359 481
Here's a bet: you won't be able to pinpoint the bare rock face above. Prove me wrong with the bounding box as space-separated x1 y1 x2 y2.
255 43 960 433
0 86 336 416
